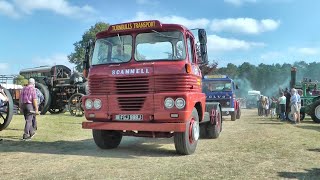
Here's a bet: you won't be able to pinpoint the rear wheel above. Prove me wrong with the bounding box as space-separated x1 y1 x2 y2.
310 100 320 123
0 88 13 131
230 111 236 121
300 112 305 121
35 83 51 115
93 130 122 149
49 108 65 114
174 107 199 155
236 108 241 119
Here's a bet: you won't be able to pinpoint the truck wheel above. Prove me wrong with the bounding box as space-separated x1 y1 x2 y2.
207 106 222 139
236 108 241 119
230 111 236 121
93 130 122 149
310 100 320 123
0 88 14 131
174 107 199 155
35 82 51 115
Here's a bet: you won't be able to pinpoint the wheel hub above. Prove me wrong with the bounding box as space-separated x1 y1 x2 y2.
190 120 199 142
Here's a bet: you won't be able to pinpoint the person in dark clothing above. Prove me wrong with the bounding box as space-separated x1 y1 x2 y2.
19 78 39 141
284 89 291 119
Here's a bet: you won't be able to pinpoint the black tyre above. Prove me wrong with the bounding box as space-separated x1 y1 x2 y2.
35 82 51 115
300 112 305 121
310 100 320 123
68 93 84 117
174 107 199 155
93 130 122 149
236 108 241 119
0 88 14 131
207 105 222 139
230 111 236 121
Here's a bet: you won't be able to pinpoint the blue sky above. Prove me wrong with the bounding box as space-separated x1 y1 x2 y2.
1 0 320 75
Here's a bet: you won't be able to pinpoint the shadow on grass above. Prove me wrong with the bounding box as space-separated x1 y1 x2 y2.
0 136 178 158
278 168 320 179
295 125 320 132
308 148 320 152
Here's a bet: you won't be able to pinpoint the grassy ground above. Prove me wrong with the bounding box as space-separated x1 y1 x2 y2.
1 109 320 180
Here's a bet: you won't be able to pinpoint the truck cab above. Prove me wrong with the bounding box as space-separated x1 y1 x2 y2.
82 20 222 155
202 75 241 121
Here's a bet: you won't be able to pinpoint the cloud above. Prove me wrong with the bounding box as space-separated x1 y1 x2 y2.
224 0 257 6
32 54 75 70
131 12 210 29
0 0 19 18
136 0 159 5
211 18 280 34
207 34 265 52
0 0 95 19
296 47 319 55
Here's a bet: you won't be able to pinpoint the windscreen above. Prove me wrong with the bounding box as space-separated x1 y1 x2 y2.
202 81 232 92
135 31 186 61
91 35 132 65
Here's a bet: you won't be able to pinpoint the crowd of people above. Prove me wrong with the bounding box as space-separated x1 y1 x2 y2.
257 88 301 124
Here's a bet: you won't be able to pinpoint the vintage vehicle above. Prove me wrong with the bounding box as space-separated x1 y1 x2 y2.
202 75 241 121
289 67 320 123
246 90 261 109
19 65 88 116
0 85 13 131
82 20 222 155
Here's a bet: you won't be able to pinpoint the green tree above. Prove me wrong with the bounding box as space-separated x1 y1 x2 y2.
68 22 110 71
14 75 28 86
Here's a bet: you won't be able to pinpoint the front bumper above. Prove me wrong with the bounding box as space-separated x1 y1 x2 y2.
82 121 186 132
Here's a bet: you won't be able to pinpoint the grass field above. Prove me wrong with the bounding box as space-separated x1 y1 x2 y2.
1 109 320 179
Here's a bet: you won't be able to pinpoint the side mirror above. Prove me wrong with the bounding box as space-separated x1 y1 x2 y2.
197 29 208 64
83 41 93 78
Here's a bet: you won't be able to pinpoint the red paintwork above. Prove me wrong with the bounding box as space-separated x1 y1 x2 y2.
82 20 206 136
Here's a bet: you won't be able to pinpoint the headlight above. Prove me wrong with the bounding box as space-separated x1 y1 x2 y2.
164 97 174 109
85 99 93 109
226 101 230 105
93 99 102 109
175 98 186 109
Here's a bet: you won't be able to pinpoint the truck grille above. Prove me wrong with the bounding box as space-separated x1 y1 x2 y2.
117 96 146 111
89 76 112 95
154 75 199 92
116 76 149 94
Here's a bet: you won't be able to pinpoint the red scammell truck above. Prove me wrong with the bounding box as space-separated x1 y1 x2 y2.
82 20 222 155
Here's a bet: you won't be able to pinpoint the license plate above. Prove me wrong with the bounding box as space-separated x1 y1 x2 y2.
115 114 143 121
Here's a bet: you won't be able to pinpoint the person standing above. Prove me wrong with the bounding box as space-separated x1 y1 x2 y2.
19 78 39 140
290 88 299 124
278 92 286 121
296 90 302 124
32 88 44 131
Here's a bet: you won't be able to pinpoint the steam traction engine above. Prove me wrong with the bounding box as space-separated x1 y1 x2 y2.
19 65 88 116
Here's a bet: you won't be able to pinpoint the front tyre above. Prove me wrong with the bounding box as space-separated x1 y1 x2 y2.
174 107 199 155
236 108 241 119
92 130 122 149
207 105 222 139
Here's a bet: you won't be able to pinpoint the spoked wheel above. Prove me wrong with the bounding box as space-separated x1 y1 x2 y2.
49 108 65 114
174 107 199 155
0 88 14 131
68 93 84 117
